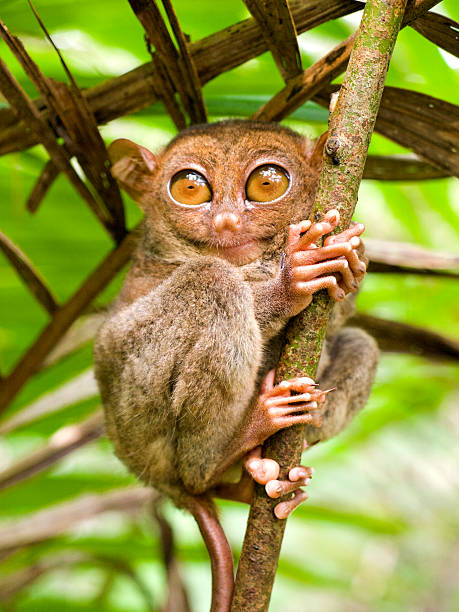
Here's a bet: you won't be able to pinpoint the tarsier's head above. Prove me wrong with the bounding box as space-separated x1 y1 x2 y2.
109 120 325 265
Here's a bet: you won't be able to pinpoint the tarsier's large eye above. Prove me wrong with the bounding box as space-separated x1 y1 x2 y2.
170 170 212 206
246 164 290 202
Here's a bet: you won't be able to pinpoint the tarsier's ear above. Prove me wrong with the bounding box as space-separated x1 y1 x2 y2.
308 131 328 171
108 139 157 205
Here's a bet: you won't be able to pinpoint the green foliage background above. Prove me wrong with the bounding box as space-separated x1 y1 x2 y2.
0 1 458 610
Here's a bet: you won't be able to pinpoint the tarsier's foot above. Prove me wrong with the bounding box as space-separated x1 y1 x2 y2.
284 209 367 316
245 446 314 519
249 369 329 444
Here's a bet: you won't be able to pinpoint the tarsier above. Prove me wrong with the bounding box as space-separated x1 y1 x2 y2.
94 120 378 612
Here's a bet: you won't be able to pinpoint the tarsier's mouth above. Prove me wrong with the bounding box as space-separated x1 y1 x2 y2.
208 239 262 265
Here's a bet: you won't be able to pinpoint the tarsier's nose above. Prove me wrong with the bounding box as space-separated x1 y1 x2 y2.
212 212 242 233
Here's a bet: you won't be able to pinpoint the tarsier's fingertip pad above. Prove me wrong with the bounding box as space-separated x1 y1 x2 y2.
246 458 261 472
289 466 311 481
260 459 280 483
350 236 360 248
265 480 282 498
326 209 340 224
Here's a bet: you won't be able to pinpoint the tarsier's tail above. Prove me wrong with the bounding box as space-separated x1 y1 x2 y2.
185 494 234 612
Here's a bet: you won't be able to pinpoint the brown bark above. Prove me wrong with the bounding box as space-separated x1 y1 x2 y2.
243 0 302 81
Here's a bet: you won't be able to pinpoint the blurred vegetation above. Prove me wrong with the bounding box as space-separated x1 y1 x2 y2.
0 1 458 611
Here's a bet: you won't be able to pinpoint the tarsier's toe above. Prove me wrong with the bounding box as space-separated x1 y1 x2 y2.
246 456 280 485
265 464 314 519
274 490 308 519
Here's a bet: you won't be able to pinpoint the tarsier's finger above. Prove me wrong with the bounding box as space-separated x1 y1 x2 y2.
294 276 345 301
269 401 319 416
274 411 323 429
346 244 367 278
296 219 338 251
274 490 308 519
276 377 316 393
287 220 312 249
259 369 276 394
289 465 314 481
245 447 280 484
324 222 364 246
265 392 313 407
290 242 352 266
265 475 311 499
292 259 357 292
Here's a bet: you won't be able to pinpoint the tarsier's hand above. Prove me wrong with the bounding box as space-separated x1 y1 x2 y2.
282 209 367 317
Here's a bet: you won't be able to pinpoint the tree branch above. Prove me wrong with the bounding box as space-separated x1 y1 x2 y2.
0 228 138 414
0 0 363 155
242 0 302 81
232 1 409 609
350 313 459 361
0 411 104 491
0 229 58 315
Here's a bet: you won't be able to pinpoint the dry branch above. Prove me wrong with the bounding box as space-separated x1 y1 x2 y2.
314 85 459 177
253 33 355 122
243 0 302 81
153 504 192 612
0 228 138 414
161 0 208 124
0 18 125 239
365 238 459 271
0 0 364 156
233 1 409 609
0 487 155 551
128 0 189 129
0 370 98 436
0 411 104 491
363 154 449 180
43 313 106 368
351 313 459 361
0 230 58 315
253 0 442 123
129 0 208 127
411 11 459 58
0 37 115 238
26 158 60 213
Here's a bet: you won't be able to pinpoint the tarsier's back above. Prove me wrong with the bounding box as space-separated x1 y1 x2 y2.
94 120 378 612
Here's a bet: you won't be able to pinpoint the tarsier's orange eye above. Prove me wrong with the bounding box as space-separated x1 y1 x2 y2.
170 170 212 206
246 164 290 202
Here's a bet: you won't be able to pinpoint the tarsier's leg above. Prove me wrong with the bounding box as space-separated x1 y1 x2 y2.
216 329 377 515
172 259 262 494
213 370 326 517
180 358 328 496
304 327 379 445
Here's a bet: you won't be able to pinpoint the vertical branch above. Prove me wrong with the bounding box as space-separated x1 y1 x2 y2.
232 0 409 610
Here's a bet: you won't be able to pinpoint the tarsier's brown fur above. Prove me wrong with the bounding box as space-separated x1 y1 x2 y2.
94 120 378 612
